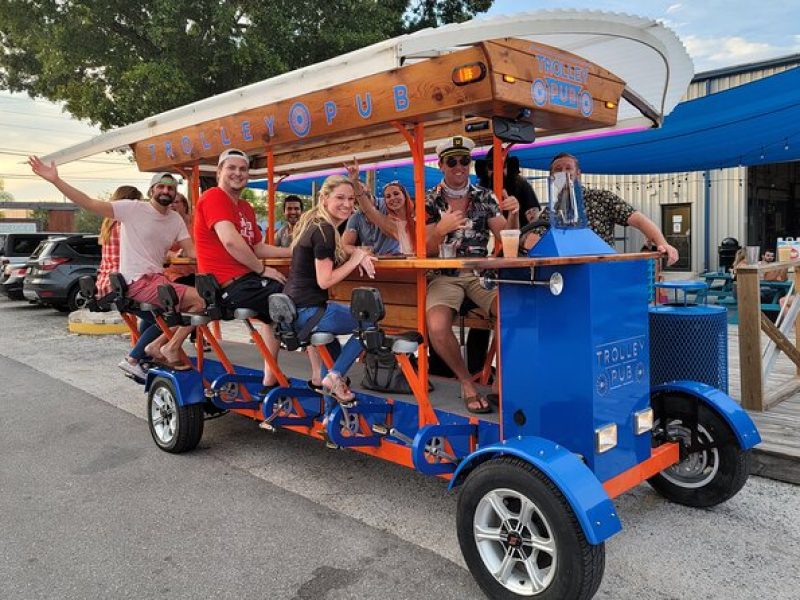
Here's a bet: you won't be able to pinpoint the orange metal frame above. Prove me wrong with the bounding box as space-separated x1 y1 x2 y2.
602 442 680 499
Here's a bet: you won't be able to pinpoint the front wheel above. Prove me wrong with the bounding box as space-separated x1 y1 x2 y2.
147 377 204 453
457 457 604 600
648 393 750 507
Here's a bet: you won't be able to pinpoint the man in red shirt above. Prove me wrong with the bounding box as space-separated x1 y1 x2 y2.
194 148 291 390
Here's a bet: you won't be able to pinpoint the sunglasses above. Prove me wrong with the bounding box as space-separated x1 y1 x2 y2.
445 156 471 168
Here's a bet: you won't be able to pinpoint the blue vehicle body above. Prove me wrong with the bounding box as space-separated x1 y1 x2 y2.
144 194 759 552
652 380 761 449
448 436 622 544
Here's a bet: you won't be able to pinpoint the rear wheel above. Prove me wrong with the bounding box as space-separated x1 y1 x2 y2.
648 393 750 507
457 457 604 600
66 284 88 312
147 377 204 453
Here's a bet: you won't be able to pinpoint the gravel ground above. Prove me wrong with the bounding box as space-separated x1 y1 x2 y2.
1 297 799 599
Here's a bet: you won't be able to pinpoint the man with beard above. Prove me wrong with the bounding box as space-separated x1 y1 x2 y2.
27 158 203 368
275 195 304 248
194 148 291 392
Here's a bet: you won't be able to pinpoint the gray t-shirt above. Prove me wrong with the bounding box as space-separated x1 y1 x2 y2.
345 198 401 255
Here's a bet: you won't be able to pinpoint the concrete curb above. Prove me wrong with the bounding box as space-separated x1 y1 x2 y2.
67 321 130 335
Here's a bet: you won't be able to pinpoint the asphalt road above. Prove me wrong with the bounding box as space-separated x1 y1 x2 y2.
1 297 799 599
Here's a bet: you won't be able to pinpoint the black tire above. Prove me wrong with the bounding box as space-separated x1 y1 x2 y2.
66 284 88 312
648 393 750 508
457 456 604 600
147 377 204 453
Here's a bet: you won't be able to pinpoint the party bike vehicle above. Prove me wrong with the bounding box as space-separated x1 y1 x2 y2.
45 11 760 600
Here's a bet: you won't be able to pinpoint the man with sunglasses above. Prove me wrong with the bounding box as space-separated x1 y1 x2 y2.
424 136 520 414
194 148 292 391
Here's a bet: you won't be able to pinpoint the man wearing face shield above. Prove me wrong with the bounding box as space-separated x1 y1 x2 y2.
27 158 205 368
522 153 679 267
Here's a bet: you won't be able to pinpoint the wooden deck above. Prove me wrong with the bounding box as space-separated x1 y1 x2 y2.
727 324 800 482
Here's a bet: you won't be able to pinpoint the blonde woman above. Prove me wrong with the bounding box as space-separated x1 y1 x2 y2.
283 175 377 403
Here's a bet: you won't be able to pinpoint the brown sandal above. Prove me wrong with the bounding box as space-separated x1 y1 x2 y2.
464 394 491 414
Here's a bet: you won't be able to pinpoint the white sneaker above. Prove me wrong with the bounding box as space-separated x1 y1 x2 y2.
118 359 147 380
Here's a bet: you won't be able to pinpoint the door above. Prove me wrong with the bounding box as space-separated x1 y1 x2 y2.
661 204 691 271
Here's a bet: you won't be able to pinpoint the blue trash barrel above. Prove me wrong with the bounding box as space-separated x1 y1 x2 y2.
650 282 728 393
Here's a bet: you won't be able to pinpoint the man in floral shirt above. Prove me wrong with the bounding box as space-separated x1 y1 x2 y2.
425 136 519 414
522 153 679 266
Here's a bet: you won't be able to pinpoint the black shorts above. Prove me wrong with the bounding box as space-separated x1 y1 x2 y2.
220 273 283 323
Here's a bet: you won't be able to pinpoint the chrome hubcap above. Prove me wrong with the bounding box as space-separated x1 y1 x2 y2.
661 420 719 488
151 387 177 444
474 488 556 596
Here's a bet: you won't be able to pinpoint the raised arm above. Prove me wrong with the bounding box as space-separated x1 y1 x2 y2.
344 158 400 240
28 156 114 219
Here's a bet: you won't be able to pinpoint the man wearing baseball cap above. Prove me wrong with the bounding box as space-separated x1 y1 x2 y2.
28 156 204 369
194 148 291 392
424 135 520 414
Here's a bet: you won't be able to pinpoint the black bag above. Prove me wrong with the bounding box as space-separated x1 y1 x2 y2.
361 347 433 394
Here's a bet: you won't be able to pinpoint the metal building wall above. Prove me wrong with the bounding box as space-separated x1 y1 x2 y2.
524 57 799 274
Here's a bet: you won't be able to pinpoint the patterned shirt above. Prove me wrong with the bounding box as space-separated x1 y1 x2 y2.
275 223 294 248
535 186 636 245
95 221 120 298
426 183 500 253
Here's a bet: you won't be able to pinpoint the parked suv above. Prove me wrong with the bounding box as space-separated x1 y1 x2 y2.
22 234 102 312
0 232 67 292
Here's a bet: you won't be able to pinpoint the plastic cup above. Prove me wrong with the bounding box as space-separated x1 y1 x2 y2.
439 242 456 258
746 245 760 265
500 229 521 258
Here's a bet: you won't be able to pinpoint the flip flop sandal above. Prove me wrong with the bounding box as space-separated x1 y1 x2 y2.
160 359 192 371
464 394 492 414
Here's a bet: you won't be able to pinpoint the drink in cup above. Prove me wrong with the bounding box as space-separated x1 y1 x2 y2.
500 229 521 258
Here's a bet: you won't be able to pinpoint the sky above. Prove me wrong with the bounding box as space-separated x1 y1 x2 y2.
1 0 798 204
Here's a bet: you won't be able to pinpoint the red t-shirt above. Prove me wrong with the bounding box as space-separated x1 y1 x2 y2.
194 187 262 284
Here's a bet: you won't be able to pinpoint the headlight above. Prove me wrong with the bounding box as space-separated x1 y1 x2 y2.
634 408 654 435
595 423 618 453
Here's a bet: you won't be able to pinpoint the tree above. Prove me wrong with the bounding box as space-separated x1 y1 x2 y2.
74 208 103 234
31 206 48 230
0 177 12 202
0 0 492 130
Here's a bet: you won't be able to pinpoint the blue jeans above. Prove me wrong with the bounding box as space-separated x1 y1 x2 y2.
296 303 364 377
130 311 161 362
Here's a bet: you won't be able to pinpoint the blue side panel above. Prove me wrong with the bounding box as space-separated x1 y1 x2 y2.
448 436 621 545
145 367 206 406
498 259 652 482
652 381 762 449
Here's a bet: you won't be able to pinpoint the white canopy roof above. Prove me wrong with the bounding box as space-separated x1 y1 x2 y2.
41 9 693 166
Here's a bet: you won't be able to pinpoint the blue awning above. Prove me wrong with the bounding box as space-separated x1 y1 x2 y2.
510 66 800 174
250 67 800 186
249 166 468 196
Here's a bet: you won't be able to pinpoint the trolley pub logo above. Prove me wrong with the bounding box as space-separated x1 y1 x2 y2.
531 48 594 118
139 83 413 167
594 337 647 396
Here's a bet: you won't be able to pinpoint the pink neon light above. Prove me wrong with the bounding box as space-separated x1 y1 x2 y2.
268 125 649 186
